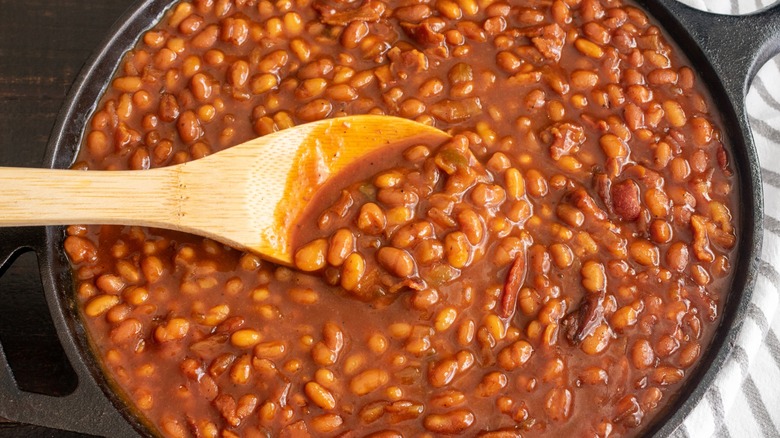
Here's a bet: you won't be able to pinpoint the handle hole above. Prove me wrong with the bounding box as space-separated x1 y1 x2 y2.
0 249 78 396
675 0 779 15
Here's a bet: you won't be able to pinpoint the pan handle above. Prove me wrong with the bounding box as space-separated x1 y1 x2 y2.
649 0 780 101
0 227 139 437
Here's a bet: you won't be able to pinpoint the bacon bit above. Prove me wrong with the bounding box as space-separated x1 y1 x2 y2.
716 143 732 176
545 122 585 160
401 21 445 47
388 47 429 75
594 173 613 214
280 420 312 438
500 252 527 319
707 220 736 249
531 23 565 61
562 292 604 344
189 333 229 358
213 394 240 427
690 215 715 262
580 113 610 131
429 97 483 124
569 188 608 221
373 64 396 90
314 0 385 26
388 278 426 294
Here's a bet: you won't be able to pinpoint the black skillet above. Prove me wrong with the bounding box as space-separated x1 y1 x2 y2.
0 0 776 436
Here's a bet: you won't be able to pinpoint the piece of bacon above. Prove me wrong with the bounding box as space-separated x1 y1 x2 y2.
499 251 527 319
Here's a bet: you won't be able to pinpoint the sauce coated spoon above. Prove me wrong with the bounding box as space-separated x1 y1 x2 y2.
0 115 449 265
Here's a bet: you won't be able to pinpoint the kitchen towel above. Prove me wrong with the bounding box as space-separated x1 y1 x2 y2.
673 0 780 436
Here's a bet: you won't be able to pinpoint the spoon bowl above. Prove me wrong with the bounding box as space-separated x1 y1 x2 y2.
0 115 450 265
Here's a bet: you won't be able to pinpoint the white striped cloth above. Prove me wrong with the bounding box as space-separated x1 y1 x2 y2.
672 0 780 436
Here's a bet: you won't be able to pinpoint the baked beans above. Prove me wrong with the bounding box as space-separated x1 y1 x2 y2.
66 0 737 436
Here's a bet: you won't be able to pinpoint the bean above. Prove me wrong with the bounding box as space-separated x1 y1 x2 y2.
581 261 606 293
581 323 611 355
580 367 608 385
378 187 419 207
629 240 659 266
327 229 354 266
497 51 522 73
678 342 701 368
251 73 278 94
305 381 336 410
368 333 388 354
650 219 673 243
504 168 525 200
611 305 638 331
556 204 585 227
395 4 431 21
230 329 262 348
377 247 416 277
230 355 252 385
113 76 142 93
350 369 389 395
497 340 533 370
574 38 604 58
571 70 598 89
297 98 333 122
583 21 609 44
253 341 286 359
632 339 655 369
549 243 573 268
161 417 187 438
457 319 476 346
652 367 684 385
294 238 328 271
289 287 319 305
544 387 572 421
525 169 548 197
457 209 484 244
64 236 98 264
311 414 343 433
477 371 508 397
429 358 459 387
96 274 126 294
177 110 202 143
155 318 190 343
342 21 369 49
435 308 458 332
663 100 687 127
415 240 444 265
612 179 641 221
645 188 670 217
110 318 142 344
423 409 475 434
445 231 472 268
358 203 387 234
648 68 677 85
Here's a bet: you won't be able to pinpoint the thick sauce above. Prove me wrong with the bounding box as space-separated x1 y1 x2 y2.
64 0 737 436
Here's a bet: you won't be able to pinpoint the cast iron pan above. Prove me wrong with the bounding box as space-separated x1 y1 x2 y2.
0 0 776 436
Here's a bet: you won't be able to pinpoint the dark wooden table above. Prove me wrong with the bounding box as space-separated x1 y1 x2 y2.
0 1 135 436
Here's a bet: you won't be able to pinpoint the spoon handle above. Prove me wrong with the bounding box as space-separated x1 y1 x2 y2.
0 166 178 229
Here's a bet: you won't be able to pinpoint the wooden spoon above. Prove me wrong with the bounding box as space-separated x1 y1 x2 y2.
0 115 449 265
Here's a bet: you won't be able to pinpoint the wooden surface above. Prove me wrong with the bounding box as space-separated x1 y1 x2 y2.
0 1 133 436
